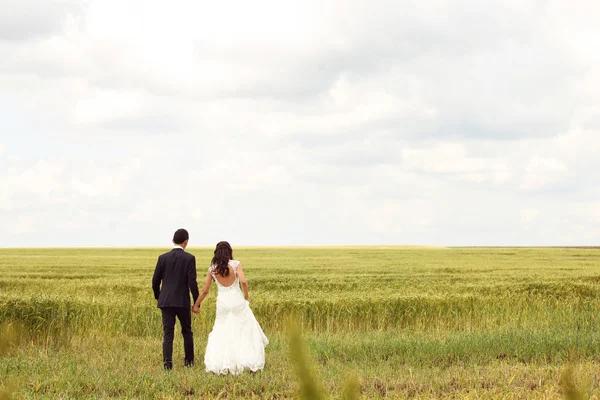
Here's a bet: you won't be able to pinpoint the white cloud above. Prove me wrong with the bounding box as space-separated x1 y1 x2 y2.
73 89 145 125
0 0 599 246
520 209 539 224
570 202 600 225
0 0 82 41
13 215 35 235
521 156 569 191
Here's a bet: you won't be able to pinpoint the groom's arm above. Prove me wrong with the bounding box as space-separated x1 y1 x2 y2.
152 256 163 300
188 255 200 303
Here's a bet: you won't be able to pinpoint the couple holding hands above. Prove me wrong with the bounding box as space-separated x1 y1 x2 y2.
152 229 268 373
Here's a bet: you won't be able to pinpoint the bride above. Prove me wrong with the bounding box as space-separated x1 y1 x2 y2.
192 241 269 374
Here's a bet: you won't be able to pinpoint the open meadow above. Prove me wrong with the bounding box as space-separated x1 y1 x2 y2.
1 246 600 399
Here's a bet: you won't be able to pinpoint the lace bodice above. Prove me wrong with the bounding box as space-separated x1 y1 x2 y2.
209 260 240 290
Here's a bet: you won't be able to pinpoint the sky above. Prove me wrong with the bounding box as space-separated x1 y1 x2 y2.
1 0 599 247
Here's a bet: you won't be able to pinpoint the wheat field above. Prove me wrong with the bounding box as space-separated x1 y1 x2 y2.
1 246 599 399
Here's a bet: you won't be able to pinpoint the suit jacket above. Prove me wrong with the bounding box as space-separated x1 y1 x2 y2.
152 248 200 309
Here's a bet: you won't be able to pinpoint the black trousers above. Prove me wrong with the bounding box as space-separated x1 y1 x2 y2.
161 307 194 366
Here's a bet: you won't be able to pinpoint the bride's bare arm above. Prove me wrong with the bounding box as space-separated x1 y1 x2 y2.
192 270 212 312
237 263 249 301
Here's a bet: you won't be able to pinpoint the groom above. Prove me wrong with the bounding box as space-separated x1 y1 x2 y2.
152 228 200 370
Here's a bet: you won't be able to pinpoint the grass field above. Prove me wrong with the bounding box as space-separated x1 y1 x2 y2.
1 246 600 399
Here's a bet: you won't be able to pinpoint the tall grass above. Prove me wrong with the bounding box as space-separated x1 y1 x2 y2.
0 321 18 400
288 321 326 400
0 321 20 356
0 386 13 400
4 292 599 339
288 320 359 400
1 246 599 398
559 364 588 400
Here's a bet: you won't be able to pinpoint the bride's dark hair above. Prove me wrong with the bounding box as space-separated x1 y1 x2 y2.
211 241 233 277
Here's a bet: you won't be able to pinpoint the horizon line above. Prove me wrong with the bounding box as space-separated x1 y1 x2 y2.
0 245 598 250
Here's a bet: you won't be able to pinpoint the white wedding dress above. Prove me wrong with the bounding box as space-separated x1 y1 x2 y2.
204 260 269 375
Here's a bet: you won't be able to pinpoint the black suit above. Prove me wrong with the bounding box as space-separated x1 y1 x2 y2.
152 247 199 368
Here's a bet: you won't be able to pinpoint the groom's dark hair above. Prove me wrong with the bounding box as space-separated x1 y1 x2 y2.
173 229 189 245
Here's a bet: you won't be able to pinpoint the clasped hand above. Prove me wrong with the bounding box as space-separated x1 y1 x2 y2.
192 305 200 314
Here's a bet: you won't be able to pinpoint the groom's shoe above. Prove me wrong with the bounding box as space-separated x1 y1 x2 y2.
184 359 194 367
164 361 173 370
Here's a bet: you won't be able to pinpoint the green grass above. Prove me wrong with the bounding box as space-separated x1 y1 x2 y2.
1 246 600 398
